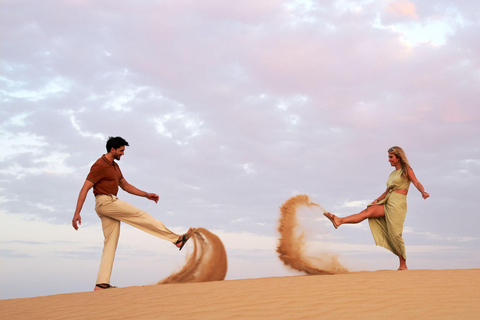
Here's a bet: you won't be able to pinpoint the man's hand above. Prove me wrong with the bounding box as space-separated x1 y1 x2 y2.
146 193 159 203
72 213 82 230
73 180 93 231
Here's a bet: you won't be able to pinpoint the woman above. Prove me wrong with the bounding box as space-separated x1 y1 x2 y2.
323 146 429 270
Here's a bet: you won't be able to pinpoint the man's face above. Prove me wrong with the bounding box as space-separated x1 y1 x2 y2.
113 146 125 161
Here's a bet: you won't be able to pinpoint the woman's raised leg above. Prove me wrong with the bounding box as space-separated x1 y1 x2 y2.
325 204 385 228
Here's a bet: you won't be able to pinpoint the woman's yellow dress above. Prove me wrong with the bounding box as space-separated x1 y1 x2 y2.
368 169 410 259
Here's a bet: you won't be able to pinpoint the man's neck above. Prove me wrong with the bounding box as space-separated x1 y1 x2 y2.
104 153 115 162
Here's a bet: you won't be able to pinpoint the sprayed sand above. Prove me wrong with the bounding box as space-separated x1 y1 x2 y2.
3 203 478 319
277 194 348 275
158 227 227 284
1 269 479 319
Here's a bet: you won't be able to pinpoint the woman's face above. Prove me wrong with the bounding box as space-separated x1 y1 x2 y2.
388 153 400 167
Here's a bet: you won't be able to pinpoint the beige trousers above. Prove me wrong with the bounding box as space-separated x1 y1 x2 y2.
94 195 179 285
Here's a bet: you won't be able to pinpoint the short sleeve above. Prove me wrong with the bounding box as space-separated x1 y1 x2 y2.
86 162 103 184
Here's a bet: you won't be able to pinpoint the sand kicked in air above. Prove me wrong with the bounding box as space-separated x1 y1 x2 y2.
158 227 227 284
277 194 349 275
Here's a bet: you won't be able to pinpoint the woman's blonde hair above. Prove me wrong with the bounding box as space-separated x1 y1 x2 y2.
388 146 411 178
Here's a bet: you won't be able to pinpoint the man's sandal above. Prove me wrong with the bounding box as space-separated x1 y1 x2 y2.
95 284 117 289
175 229 194 251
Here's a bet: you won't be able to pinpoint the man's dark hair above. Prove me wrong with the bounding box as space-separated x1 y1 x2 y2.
106 136 129 152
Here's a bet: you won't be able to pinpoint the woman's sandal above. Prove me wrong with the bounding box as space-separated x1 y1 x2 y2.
323 212 338 229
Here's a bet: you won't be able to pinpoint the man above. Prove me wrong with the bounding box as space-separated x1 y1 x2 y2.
72 136 192 291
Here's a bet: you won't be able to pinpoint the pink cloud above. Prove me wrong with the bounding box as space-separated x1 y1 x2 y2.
386 0 419 19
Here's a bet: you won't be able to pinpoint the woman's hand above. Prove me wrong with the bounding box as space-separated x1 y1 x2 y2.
422 192 430 199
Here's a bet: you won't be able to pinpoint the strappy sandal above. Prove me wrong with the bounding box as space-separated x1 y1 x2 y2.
323 212 338 229
175 229 193 251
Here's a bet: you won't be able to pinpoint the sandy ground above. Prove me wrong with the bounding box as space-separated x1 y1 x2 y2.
1 269 479 319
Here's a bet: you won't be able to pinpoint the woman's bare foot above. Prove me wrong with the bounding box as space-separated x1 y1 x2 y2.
398 256 408 270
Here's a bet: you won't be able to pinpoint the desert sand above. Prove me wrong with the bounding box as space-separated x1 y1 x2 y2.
3 196 477 319
1 268 479 319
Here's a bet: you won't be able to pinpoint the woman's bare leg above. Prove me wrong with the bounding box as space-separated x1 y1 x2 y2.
398 256 408 270
326 205 385 227
325 206 409 271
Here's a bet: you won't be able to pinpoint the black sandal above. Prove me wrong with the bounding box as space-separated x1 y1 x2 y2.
175 232 192 251
95 283 117 289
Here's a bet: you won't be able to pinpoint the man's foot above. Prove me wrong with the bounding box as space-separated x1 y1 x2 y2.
323 212 339 229
175 228 194 251
94 283 117 291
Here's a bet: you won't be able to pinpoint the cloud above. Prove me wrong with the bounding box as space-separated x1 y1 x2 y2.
386 0 418 19
1 0 480 298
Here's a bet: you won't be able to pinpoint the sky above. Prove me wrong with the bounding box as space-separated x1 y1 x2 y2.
1 0 479 299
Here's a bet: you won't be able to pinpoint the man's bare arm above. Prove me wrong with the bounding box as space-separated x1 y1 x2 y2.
119 178 159 203
72 180 94 230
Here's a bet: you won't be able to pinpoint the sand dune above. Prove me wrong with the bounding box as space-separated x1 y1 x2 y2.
1 269 479 319
3 202 477 319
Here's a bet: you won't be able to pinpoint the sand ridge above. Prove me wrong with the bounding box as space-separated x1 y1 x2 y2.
1 269 479 319
2 199 477 319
